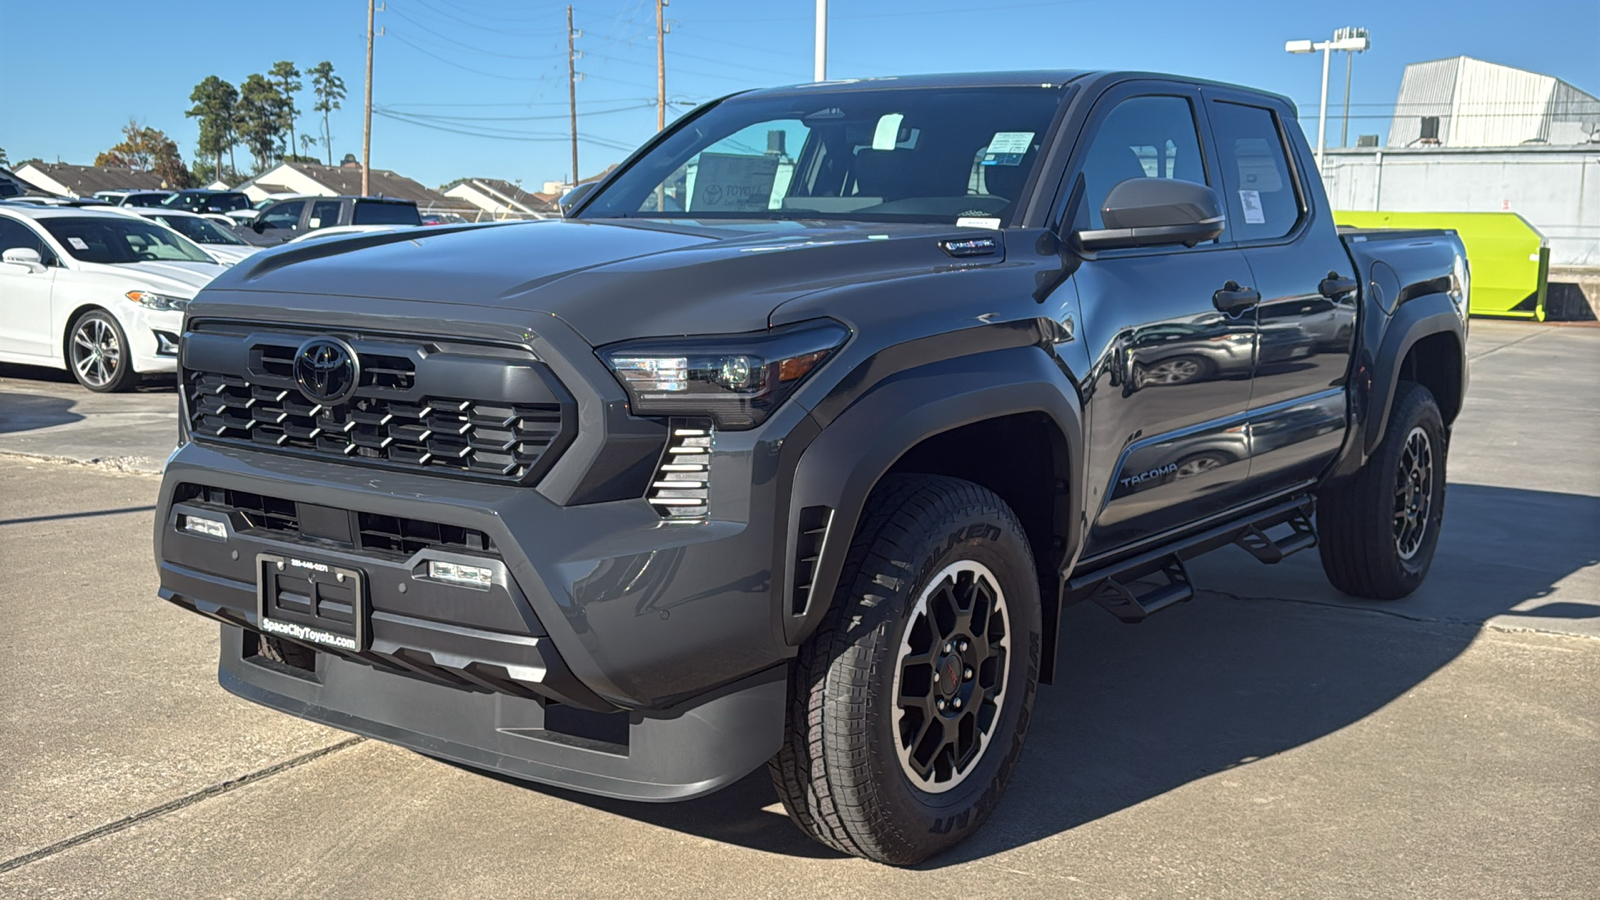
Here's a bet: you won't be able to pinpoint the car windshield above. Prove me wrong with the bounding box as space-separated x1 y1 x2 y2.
579 85 1069 225
40 216 216 264
352 201 421 225
124 193 171 208
153 213 247 245
163 192 250 213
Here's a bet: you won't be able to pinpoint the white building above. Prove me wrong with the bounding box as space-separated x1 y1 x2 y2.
1386 56 1600 148
441 178 557 219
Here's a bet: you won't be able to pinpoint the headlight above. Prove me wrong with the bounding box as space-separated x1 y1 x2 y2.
1450 254 1470 317
125 290 190 311
597 320 850 429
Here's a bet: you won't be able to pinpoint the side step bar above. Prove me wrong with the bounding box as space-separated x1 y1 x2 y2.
1066 496 1318 624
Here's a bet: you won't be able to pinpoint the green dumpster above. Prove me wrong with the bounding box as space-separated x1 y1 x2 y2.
1334 211 1549 320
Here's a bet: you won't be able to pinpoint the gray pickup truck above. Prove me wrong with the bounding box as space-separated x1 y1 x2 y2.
153 70 1468 864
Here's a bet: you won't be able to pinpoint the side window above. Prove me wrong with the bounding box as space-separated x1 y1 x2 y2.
1079 96 1207 229
1208 101 1302 242
259 201 306 231
0 219 50 261
309 200 342 229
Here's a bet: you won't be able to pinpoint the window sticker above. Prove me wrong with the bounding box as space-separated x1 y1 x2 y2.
956 216 1001 229
68 237 88 250
1239 190 1266 225
982 131 1034 167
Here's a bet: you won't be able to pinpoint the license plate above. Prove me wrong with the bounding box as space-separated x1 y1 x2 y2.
256 553 368 651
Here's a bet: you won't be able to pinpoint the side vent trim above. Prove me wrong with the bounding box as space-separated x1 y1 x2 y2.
791 505 834 615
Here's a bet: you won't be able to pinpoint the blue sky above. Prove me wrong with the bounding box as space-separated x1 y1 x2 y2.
1 0 1595 190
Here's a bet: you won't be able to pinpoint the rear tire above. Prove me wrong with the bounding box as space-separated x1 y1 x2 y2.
769 474 1042 865
66 309 139 393
1317 381 1447 599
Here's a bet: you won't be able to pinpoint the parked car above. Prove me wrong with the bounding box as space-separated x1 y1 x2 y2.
153 70 1469 864
115 207 261 266
0 204 225 391
233 195 421 246
93 190 174 208
420 212 468 226
161 190 253 215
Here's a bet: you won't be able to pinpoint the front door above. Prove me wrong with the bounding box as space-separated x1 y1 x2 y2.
1204 90 1357 496
0 218 58 360
1060 84 1260 559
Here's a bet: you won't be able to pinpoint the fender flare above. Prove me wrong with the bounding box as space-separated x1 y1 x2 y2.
1362 292 1466 459
779 345 1085 649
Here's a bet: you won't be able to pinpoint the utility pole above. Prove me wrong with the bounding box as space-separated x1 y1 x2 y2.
362 0 377 195
656 0 667 132
814 0 827 82
1334 27 1370 148
568 5 579 187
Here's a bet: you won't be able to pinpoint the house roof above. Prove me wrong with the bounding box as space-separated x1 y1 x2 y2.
238 162 475 212
447 177 558 213
15 162 172 196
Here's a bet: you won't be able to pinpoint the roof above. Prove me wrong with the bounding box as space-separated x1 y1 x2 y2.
745 70 1092 95
0 203 138 220
238 162 475 212
447 177 558 213
15 162 172 195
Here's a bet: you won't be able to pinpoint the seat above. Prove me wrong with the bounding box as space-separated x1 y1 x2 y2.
851 149 922 201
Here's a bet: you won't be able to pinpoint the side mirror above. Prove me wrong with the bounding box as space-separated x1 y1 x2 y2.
1 247 46 273
559 182 597 217
1073 178 1225 252
253 219 267 233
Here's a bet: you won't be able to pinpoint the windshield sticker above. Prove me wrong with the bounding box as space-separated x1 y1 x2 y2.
872 113 905 151
67 237 88 250
1239 190 1266 224
956 216 1001 230
690 152 781 212
982 131 1034 166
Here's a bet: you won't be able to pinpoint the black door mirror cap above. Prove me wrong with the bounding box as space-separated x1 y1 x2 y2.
1073 178 1225 252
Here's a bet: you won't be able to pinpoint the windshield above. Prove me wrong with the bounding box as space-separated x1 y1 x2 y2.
580 85 1068 224
124 193 171 208
163 192 251 213
152 213 247 245
353 201 421 225
41 216 217 264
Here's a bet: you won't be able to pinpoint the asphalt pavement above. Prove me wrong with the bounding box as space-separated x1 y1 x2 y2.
0 320 1596 898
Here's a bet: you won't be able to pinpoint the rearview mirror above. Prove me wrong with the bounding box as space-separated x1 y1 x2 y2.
559 182 597 217
1073 178 1225 252
1 247 46 273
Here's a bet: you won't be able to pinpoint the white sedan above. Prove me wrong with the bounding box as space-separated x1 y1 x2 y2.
0 203 226 391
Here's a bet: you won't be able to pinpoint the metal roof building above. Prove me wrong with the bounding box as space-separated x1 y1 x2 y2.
1386 56 1600 148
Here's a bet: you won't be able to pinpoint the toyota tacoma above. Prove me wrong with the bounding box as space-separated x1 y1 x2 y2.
154 71 1468 864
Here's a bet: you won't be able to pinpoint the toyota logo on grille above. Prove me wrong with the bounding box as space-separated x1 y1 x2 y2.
293 337 360 405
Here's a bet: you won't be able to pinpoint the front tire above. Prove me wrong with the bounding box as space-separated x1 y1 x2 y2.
1317 381 1448 599
769 475 1042 865
67 309 139 393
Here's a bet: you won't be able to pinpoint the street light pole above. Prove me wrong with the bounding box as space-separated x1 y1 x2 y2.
814 0 827 82
1286 30 1370 171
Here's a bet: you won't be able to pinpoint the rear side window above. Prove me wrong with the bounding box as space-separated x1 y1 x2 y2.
309 200 343 229
1208 101 1302 242
1077 95 1208 229
0 218 50 260
353 202 421 225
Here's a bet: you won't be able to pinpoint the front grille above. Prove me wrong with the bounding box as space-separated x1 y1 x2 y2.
176 484 495 558
182 328 575 484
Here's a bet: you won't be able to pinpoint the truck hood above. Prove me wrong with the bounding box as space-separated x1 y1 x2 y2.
201 218 1001 345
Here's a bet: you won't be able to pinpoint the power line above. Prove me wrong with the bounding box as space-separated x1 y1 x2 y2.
387 6 566 60
387 31 562 81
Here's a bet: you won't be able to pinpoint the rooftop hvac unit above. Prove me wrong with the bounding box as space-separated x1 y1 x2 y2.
1357 134 1379 148
1419 116 1441 143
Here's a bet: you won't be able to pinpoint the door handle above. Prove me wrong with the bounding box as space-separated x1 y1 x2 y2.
1213 281 1260 314
1319 273 1358 299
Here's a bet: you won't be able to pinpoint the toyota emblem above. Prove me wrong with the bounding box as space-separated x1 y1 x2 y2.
293 337 360 405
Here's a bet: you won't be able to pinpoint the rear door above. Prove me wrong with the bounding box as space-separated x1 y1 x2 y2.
307 199 344 231
1203 89 1357 495
1056 82 1261 558
0 217 59 359
251 200 307 244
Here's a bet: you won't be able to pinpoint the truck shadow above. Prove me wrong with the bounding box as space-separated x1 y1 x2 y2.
476 482 1597 864
0 392 84 434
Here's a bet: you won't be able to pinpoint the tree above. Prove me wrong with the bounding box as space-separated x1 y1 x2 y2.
0 145 9 167
269 61 303 162
186 75 239 186
237 74 287 172
308 61 346 166
95 120 193 188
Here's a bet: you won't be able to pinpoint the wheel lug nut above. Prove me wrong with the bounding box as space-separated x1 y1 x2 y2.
936 698 946 710
958 639 969 652
964 667 973 680
952 698 962 709
943 642 952 654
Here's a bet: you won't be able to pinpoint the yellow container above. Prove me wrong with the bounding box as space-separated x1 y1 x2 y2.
1334 211 1549 320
